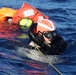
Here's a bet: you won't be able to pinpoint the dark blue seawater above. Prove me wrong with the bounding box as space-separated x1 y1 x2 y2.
0 0 76 75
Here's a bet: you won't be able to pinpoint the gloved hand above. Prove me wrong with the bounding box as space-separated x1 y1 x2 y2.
36 34 44 45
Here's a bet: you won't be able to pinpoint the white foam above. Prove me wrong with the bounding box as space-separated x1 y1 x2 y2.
15 47 62 63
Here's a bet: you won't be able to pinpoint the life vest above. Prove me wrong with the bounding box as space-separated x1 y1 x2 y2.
0 7 19 33
0 15 6 22
12 2 49 24
0 7 17 22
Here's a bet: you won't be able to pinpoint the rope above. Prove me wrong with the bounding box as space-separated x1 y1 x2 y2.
34 43 62 75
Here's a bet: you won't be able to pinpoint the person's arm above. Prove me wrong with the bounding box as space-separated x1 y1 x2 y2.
40 35 67 55
40 41 58 55
28 23 37 42
28 23 44 46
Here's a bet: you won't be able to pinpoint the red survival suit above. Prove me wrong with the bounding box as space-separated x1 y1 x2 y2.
0 3 49 39
12 2 49 24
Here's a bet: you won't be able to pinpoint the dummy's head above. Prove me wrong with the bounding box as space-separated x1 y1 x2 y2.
36 19 57 42
19 18 33 29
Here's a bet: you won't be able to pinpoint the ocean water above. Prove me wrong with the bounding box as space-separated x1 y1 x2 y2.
0 0 76 75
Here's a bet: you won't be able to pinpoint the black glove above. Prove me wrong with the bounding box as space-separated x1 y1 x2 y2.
35 34 44 45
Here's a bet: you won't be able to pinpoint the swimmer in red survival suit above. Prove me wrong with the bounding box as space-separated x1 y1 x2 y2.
28 19 67 55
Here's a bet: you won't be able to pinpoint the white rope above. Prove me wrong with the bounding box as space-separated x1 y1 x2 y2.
34 43 62 75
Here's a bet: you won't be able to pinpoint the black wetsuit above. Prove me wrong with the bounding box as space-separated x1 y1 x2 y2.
28 23 67 55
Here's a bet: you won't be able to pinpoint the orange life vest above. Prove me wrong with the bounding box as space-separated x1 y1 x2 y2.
12 3 49 24
0 7 19 32
0 7 17 22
